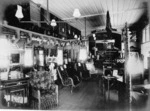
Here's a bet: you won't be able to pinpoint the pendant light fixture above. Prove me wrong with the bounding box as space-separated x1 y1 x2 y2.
46 0 57 27
51 19 57 27
15 5 24 19
73 8 81 18
74 34 78 39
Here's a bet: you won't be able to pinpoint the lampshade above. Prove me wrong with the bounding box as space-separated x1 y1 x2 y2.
51 19 57 27
15 5 24 19
74 34 78 38
73 8 81 18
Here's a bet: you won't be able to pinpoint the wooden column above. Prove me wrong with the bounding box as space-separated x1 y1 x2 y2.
123 22 131 108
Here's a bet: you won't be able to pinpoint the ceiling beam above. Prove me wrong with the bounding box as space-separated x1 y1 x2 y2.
62 7 146 20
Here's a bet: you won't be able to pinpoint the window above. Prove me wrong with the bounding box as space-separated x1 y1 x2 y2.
143 24 150 43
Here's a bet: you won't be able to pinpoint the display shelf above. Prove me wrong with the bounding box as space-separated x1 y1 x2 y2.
0 77 29 108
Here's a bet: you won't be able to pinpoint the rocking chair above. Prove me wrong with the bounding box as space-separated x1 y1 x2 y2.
57 65 80 93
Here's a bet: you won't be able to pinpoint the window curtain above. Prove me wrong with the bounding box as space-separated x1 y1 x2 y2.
78 46 88 62
57 48 63 65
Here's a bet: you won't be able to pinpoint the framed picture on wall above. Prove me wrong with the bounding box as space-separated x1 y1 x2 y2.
59 23 67 37
10 53 21 66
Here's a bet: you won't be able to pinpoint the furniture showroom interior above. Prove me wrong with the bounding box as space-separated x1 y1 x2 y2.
0 0 150 111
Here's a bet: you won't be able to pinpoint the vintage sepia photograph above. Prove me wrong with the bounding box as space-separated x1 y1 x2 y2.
0 0 150 111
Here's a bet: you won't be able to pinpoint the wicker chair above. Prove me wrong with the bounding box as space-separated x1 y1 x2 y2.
29 71 58 110
30 85 58 110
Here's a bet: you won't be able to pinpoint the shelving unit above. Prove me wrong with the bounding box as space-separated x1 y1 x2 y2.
0 77 29 108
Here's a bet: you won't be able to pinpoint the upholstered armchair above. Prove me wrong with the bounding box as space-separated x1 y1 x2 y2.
75 62 91 80
66 62 82 81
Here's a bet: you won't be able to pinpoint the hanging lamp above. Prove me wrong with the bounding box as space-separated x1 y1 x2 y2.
73 8 81 18
51 19 57 27
74 34 78 39
15 5 24 19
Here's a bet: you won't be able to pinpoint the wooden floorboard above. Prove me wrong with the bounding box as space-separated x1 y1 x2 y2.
1 75 149 110
53 77 109 110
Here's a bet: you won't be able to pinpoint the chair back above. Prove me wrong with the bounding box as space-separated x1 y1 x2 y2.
82 63 88 71
57 66 69 81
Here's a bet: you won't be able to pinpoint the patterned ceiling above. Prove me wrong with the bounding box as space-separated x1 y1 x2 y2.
0 0 148 36
31 0 148 36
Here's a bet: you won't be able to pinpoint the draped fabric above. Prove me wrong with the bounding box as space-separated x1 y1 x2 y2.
78 46 88 62
106 11 112 38
64 42 82 61
126 52 144 77
105 11 116 38
74 44 80 61
49 63 57 81
71 44 75 60
57 49 63 65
